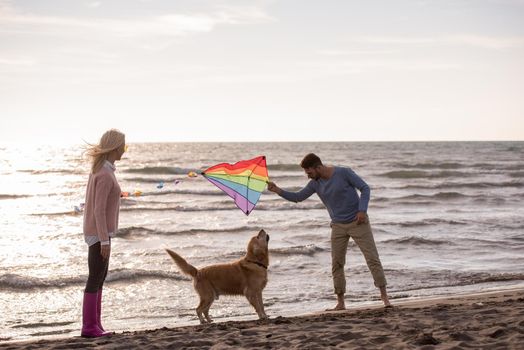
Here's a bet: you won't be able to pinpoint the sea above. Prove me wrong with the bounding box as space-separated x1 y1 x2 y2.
1 141 523 341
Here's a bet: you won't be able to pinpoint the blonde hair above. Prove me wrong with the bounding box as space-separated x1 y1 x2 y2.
84 129 126 174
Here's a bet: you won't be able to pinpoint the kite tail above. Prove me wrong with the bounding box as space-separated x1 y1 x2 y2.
165 249 198 278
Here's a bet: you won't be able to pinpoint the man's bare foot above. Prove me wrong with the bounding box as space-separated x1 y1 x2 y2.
326 294 345 311
380 286 392 307
326 303 346 311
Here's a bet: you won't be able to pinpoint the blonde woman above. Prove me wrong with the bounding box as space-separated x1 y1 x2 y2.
81 129 126 338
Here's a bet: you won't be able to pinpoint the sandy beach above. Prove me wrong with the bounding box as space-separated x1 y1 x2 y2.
2 288 523 349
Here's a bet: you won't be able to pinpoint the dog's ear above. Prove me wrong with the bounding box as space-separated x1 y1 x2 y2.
251 238 268 262
246 237 259 258
246 237 257 255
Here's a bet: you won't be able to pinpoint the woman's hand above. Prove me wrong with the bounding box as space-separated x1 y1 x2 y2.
100 244 111 260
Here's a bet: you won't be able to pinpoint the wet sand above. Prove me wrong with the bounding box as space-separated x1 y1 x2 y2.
1 288 523 349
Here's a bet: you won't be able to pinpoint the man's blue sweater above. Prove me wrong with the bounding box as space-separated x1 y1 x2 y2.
279 166 370 223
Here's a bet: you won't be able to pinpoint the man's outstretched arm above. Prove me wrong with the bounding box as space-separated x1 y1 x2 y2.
267 181 315 203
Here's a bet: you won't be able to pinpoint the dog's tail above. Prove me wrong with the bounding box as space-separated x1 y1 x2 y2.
165 249 198 278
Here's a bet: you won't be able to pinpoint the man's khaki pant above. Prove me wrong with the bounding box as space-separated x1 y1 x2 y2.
331 219 387 295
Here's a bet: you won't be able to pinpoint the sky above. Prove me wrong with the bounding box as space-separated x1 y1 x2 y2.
1 0 523 143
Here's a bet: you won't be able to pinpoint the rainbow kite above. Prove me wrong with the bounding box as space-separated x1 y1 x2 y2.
202 156 269 215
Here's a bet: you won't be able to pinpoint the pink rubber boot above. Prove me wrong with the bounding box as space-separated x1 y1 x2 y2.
81 292 111 338
97 289 113 334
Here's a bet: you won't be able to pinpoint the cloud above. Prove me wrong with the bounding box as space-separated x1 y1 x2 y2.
348 35 524 49
449 34 524 49
298 59 461 76
87 2 101 8
0 3 273 39
318 49 397 56
0 57 36 66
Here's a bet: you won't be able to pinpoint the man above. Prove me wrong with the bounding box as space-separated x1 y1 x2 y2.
267 153 391 310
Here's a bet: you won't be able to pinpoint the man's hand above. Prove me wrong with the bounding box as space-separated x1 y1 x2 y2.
100 244 111 260
355 211 368 225
267 181 282 195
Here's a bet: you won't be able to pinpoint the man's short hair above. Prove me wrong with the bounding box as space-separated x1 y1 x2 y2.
301 153 323 169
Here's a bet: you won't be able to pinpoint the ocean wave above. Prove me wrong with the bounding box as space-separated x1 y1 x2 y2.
29 210 81 217
390 270 524 293
118 225 256 237
121 189 225 197
267 164 302 171
379 170 471 179
0 273 84 290
0 269 187 290
0 194 31 200
504 146 524 152
390 162 465 170
402 192 470 200
455 237 524 249
217 244 324 261
380 219 467 228
120 202 325 213
122 175 302 188
395 181 524 190
258 202 326 211
388 161 524 172
504 164 524 170
106 268 188 283
120 205 236 213
381 236 450 246
118 226 157 237
270 244 325 256
124 177 183 184
11 321 75 329
509 172 524 178
396 200 436 206
124 187 305 198
118 225 326 239
383 235 521 249
123 167 202 175
472 197 506 204
28 201 324 218
17 168 83 175
375 192 472 203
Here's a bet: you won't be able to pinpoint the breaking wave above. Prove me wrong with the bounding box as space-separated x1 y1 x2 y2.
0 194 31 200
388 161 524 171
121 189 224 197
381 236 451 246
123 167 203 175
509 172 524 178
270 244 325 256
17 168 82 175
379 218 467 228
395 181 524 190
267 164 302 171
390 270 524 293
374 192 472 203
0 269 187 290
118 225 256 238
120 202 325 213
390 162 465 169
379 170 471 179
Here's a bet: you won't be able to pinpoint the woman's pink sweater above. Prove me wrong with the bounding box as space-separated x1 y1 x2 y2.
83 161 121 243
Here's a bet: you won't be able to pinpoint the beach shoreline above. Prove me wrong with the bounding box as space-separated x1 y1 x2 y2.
2 288 523 349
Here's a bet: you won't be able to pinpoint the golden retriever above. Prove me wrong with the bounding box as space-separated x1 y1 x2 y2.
166 229 269 324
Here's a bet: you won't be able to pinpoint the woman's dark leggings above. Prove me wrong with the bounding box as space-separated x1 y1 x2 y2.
85 242 110 293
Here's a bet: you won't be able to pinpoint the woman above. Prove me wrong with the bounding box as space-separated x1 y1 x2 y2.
81 129 126 338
